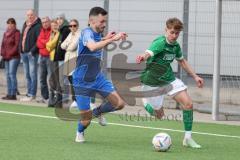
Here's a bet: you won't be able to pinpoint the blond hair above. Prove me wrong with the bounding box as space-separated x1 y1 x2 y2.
166 17 183 31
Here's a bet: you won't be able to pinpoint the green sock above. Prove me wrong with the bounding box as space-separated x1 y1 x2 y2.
144 103 154 116
183 110 193 131
91 98 95 103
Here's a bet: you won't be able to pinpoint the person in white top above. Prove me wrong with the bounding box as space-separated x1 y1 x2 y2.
61 19 80 106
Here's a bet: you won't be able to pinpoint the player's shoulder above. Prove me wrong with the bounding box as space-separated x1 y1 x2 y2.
149 36 166 48
152 36 166 44
81 27 93 34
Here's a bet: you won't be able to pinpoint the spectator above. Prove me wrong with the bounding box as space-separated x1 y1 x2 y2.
55 12 70 106
46 19 60 107
1 18 20 100
36 16 51 104
20 9 41 101
61 19 80 105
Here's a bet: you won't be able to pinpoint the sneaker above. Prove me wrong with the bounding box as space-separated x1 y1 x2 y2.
75 132 85 143
36 97 48 103
70 101 78 108
20 96 35 102
2 95 17 100
98 114 107 126
183 138 201 149
90 102 97 110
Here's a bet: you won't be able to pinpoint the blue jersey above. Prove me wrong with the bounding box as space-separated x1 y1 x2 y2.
74 27 102 82
72 27 115 110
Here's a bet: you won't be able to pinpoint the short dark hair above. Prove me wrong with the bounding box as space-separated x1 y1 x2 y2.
89 7 107 17
7 18 16 25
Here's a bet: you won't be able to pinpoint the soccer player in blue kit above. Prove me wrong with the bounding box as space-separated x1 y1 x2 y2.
72 7 127 143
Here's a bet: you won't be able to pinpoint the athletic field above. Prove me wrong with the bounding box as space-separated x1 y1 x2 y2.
0 102 239 160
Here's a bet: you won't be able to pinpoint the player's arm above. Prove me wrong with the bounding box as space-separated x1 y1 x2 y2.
136 38 163 64
178 59 204 88
136 51 152 64
86 39 112 52
86 32 127 52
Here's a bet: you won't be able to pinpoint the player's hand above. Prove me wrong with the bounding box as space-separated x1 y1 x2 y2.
136 55 145 64
112 32 128 41
104 31 116 40
194 76 204 88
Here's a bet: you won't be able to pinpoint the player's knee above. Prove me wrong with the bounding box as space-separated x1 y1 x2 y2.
115 100 125 110
183 102 193 110
80 110 93 122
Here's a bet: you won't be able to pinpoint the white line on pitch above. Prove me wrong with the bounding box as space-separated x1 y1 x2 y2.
0 110 240 139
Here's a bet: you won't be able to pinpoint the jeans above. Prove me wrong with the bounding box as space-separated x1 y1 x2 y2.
49 61 61 106
39 55 51 100
4 58 20 96
21 52 39 97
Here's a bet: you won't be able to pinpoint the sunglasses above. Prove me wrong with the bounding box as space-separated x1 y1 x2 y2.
69 24 77 28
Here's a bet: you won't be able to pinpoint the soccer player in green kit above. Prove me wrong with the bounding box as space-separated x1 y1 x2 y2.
136 17 204 148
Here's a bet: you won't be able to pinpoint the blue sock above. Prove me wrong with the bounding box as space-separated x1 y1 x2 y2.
77 121 86 133
92 102 116 117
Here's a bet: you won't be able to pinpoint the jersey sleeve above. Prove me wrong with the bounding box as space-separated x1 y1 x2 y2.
145 38 164 57
82 29 95 46
175 44 184 60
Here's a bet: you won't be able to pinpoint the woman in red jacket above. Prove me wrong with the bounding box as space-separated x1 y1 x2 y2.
0 18 20 100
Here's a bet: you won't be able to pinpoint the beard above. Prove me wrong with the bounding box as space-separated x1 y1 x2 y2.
96 26 105 33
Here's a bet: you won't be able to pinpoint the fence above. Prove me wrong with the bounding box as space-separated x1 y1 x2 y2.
0 0 239 120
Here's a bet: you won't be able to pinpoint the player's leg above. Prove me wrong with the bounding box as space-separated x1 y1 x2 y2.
142 85 165 119
92 75 125 117
75 95 92 143
92 91 125 116
173 90 201 148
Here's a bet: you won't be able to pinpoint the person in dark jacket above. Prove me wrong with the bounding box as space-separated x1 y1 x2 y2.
52 12 70 107
1 18 21 100
20 9 41 102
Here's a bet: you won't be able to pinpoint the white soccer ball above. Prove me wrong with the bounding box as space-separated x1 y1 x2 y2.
152 132 172 152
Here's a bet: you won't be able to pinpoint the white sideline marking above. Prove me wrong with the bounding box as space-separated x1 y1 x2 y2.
0 110 240 139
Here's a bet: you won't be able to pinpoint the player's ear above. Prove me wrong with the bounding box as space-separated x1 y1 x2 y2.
165 27 168 33
89 16 95 25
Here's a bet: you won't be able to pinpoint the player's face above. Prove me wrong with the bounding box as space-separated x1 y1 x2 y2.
165 28 181 43
94 14 107 33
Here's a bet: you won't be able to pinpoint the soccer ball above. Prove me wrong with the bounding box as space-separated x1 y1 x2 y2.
152 132 172 152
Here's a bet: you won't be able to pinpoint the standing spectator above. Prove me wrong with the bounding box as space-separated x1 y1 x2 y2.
54 12 70 106
61 19 80 105
46 20 60 107
20 9 41 101
36 16 51 103
1 18 20 100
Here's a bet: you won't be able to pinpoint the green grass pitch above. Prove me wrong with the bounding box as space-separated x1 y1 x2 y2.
0 102 240 160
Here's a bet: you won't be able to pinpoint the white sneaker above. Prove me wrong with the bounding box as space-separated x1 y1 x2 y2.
70 101 78 108
98 115 107 126
183 138 201 149
20 96 35 102
75 132 85 143
90 102 97 109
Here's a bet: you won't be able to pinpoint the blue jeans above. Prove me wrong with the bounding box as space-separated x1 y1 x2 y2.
4 58 20 96
21 52 39 97
39 55 51 99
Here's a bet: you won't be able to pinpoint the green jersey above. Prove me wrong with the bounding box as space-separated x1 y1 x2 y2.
140 36 183 86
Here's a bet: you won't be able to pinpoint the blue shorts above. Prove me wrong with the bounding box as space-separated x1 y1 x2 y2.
73 73 115 110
